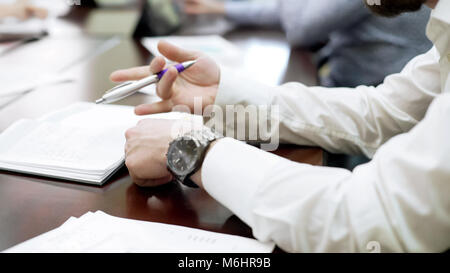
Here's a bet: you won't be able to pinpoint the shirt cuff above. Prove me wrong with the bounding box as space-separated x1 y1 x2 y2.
201 137 283 227
215 66 274 108
432 0 450 25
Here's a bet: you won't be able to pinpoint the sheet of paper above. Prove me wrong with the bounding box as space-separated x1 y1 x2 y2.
0 37 119 98
0 39 22 55
141 35 244 67
4 211 275 253
0 17 47 37
179 16 235 36
0 73 74 98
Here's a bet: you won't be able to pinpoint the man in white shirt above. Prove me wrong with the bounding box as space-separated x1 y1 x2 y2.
111 0 450 252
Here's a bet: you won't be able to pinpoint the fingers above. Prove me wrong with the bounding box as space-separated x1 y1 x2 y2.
149 56 166 74
132 175 173 188
184 0 225 15
135 100 173 116
184 0 201 14
158 40 200 63
26 5 48 19
110 56 166 82
156 67 177 100
109 66 151 82
10 5 28 20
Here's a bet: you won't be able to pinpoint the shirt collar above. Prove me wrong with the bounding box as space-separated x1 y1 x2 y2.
431 0 450 25
426 0 450 49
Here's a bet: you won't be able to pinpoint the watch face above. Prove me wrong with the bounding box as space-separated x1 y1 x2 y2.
167 137 203 177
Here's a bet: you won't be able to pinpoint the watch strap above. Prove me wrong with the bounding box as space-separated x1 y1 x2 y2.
180 177 200 188
168 128 222 188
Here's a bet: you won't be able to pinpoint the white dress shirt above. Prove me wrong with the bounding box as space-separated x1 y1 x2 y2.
201 1 450 252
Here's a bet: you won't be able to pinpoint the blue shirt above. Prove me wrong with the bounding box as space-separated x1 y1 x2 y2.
225 0 433 87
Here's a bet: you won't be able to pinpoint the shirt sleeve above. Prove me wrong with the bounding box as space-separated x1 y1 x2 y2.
202 93 450 252
206 47 441 157
224 0 280 27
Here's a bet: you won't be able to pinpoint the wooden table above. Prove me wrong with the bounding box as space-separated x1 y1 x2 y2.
0 6 321 251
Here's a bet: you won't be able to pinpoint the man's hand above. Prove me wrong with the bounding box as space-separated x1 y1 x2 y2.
183 0 226 15
125 118 213 188
110 41 221 116
125 119 181 187
0 1 48 20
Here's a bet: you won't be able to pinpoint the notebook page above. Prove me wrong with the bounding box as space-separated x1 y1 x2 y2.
39 102 201 129
0 119 125 171
39 102 138 126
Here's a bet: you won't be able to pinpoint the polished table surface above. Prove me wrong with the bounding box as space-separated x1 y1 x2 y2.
0 7 321 251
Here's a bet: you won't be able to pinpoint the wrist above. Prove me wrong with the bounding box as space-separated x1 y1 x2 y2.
166 125 222 188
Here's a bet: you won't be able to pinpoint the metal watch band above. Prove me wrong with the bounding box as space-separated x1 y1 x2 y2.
168 128 222 188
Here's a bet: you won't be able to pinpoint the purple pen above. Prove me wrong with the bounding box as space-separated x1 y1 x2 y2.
95 60 197 104
157 61 196 79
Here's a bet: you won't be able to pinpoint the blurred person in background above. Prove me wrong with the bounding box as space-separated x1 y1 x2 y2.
183 0 432 87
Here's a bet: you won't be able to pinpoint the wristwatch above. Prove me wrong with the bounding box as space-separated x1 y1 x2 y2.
166 128 222 188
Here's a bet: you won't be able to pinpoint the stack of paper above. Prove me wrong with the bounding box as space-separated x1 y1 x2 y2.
4 211 275 253
0 102 202 185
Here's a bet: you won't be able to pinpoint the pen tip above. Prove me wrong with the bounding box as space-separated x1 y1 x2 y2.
95 98 105 104
183 60 197 69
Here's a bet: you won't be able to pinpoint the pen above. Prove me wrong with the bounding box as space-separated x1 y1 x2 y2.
95 60 197 104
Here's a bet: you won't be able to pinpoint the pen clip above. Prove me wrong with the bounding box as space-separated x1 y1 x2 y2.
105 81 134 94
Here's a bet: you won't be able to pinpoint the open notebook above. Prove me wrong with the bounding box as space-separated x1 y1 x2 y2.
4 211 275 253
0 102 202 185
